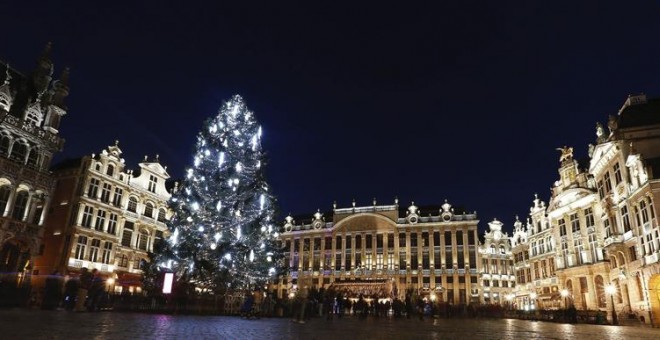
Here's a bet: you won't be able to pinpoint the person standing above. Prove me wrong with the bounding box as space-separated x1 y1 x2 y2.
42 270 63 310
63 275 79 311
75 268 92 312
87 269 104 311
296 284 309 324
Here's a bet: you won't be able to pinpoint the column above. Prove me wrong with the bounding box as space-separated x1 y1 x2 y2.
308 237 313 272
394 232 400 270
320 235 325 273
350 235 356 270
429 229 435 268
2 186 16 217
37 195 51 226
417 232 423 269
76 203 85 226
406 231 411 268
440 231 445 268
103 212 110 232
24 192 37 223
298 238 304 271
371 232 376 270
331 235 336 270
289 237 295 269
341 234 346 270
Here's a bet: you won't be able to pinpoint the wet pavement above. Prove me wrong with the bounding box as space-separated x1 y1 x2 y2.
0 309 658 339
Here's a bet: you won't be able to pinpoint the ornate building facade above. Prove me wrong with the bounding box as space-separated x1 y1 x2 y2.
479 219 515 306
35 143 171 293
511 94 660 325
273 199 483 304
0 44 68 299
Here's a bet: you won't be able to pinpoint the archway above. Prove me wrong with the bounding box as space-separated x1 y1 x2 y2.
649 274 660 326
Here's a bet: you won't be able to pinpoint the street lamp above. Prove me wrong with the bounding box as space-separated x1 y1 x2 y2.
560 289 569 309
530 292 537 310
506 294 514 310
605 284 618 325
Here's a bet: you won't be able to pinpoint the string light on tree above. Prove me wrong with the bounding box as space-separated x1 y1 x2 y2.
150 94 282 293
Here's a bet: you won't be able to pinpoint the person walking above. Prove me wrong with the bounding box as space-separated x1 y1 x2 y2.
75 268 92 312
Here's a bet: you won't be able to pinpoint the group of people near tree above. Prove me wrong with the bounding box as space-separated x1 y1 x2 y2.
40 267 108 312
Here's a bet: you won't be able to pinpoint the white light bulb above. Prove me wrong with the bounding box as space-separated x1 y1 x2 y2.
237 226 241 240
259 194 265 210
268 225 272 233
258 126 262 138
186 217 193 222
219 152 225 166
273 232 279 238
210 243 216 250
187 168 194 178
249 250 254 262
267 256 272 262
194 156 201 167
214 232 221 242
198 226 204 232
191 202 199 211
251 135 258 151
216 201 222 211
236 162 243 172
261 226 266 232
233 178 239 185
225 253 231 260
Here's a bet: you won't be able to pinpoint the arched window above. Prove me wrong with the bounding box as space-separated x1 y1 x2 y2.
127 197 138 212
138 230 149 251
95 163 101 171
106 164 114 177
11 191 28 220
144 202 154 218
0 185 11 214
595 275 606 308
10 141 27 163
0 134 10 155
158 208 166 222
611 256 618 268
499 245 506 255
26 148 39 168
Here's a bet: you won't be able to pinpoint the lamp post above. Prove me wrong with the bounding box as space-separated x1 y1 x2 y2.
530 292 537 310
560 289 569 309
606 284 619 325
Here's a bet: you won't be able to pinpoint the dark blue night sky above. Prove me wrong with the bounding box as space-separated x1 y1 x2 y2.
2 1 660 232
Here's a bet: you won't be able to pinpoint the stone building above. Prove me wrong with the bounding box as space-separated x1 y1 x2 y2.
0 44 68 301
34 142 171 293
511 94 660 326
588 94 660 325
273 199 482 305
479 219 515 306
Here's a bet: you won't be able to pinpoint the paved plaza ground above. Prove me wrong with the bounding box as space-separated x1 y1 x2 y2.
0 309 659 339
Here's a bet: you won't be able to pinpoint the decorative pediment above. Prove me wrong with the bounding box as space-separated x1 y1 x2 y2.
548 187 595 211
333 213 397 233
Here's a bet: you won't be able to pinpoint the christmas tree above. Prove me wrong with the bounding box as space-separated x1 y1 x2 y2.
156 95 281 293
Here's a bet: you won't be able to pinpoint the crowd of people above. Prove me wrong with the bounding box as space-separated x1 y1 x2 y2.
38 267 110 312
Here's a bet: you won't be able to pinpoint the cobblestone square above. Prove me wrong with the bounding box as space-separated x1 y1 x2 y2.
0 309 659 340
